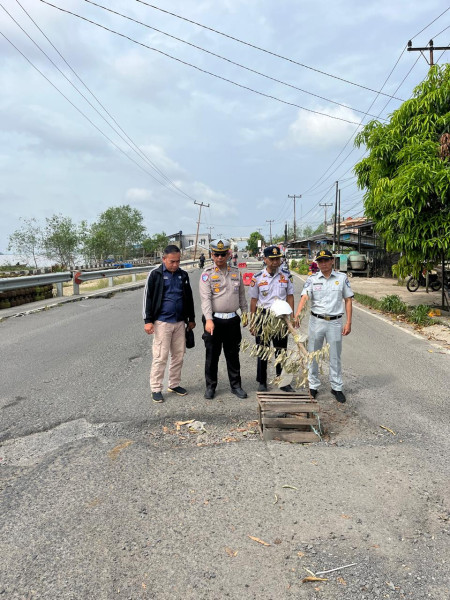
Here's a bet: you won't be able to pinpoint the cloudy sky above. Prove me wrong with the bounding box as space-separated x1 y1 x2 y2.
1 0 448 253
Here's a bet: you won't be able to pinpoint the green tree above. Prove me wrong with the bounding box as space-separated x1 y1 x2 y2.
246 231 265 255
142 232 170 257
93 205 146 259
313 223 326 235
354 64 450 277
43 214 79 268
7 217 42 268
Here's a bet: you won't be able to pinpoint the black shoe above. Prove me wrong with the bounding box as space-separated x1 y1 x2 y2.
204 386 215 399
168 386 187 396
152 391 164 403
309 389 318 399
280 384 295 392
231 387 248 399
258 383 268 392
331 389 346 403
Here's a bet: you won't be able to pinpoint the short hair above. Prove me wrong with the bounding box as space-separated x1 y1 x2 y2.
163 244 181 255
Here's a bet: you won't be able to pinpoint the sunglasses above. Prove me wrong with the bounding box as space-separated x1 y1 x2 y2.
213 252 228 257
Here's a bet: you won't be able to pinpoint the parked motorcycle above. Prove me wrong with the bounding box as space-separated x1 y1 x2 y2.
406 270 441 292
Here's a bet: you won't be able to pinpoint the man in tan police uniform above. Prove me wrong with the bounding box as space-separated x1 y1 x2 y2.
199 239 248 399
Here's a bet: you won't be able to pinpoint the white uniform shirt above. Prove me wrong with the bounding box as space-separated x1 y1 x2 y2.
301 270 354 316
249 266 294 309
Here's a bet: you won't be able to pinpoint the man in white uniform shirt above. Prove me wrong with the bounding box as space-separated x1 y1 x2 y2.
249 245 295 392
295 249 353 403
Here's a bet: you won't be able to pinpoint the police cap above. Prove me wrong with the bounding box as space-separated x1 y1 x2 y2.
315 249 333 261
264 245 282 258
210 238 230 253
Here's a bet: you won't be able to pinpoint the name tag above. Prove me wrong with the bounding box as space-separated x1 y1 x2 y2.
313 284 323 291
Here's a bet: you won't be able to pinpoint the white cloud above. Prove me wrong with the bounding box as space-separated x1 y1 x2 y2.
278 106 358 150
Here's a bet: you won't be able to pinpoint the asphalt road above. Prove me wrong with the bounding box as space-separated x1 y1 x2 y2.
1 269 449 600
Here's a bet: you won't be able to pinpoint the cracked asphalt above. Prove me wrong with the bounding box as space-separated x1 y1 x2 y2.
1 269 449 599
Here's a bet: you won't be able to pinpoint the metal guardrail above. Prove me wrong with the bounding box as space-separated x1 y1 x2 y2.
0 260 201 298
0 272 72 297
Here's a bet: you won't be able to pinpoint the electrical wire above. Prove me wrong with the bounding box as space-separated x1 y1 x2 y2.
409 6 450 40
298 5 450 196
136 0 406 101
4 1 201 204
82 0 385 122
40 1 362 126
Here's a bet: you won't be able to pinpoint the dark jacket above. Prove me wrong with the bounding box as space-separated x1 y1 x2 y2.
142 265 195 325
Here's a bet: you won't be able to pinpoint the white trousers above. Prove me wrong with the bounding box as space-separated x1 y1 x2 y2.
150 320 186 392
307 315 343 391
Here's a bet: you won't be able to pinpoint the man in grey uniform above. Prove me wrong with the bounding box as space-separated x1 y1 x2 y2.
199 239 248 399
295 249 353 403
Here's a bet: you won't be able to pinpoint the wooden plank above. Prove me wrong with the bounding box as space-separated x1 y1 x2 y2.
257 397 315 404
257 392 310 399
260 401 319 412
262 417 314 428
263 429 320 443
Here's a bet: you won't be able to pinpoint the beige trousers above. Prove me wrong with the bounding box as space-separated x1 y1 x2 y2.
150 320 186 392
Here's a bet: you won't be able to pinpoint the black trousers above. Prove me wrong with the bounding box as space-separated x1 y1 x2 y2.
202 315 242 389
255 332 288 385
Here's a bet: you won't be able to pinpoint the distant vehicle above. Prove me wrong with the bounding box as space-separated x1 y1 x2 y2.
113 262 133 268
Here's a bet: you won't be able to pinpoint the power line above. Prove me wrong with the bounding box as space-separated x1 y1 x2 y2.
40 1 362 126
4 1 201 205
409 6 450 40
299 5 450 197
0 28 192 191
136 0 406 101
82 0 386 122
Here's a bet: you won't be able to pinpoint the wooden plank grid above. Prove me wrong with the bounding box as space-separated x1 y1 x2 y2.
257 391 321 443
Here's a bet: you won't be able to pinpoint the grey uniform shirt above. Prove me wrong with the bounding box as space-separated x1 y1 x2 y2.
199 264 248 320
248 266 295 308
301 270 354 315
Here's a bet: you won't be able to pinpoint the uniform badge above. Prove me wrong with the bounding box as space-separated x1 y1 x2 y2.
231 273 237 278
262 290 268 297
214 267 219 272
335 281 340 285
304 280 311 288
211 275 219 280
214 287 220 293
201 273 209 282
345 278 350 287
258 281 268 287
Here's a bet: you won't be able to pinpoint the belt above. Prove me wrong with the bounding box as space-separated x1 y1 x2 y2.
213 312 237 319
311 311 343 321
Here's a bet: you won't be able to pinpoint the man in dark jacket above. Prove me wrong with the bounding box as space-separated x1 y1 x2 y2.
143 245 195 403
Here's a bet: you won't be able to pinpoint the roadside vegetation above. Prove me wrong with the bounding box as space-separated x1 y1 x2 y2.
354 293 435 327
7 206 169 270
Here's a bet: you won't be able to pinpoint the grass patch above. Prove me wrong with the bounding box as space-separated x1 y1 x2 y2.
353 292 382 310
408 304 434 327
379 294 407 314
355 292 437 328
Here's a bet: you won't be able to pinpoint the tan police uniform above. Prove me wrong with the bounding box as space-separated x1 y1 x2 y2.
199 239 248 395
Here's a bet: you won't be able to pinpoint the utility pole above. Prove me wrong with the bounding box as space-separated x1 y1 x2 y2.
288 194 301 240
193 200 210 261
407 39 449 67
333 181 338 252
266 219 274 244
337 189 341 253
319 202 333 233
206 226 214 245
